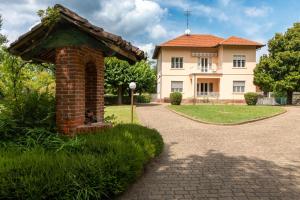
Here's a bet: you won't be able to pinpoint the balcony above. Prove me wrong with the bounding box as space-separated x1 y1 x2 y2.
189 66 222 74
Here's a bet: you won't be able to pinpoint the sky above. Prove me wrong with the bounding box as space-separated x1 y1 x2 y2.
0 0 299 61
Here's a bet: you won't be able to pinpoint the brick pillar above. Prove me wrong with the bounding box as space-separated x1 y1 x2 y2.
93 50 104 122
55 46 104 135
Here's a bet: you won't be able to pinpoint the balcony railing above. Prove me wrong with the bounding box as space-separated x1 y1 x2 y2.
197 92 220 97
189 66 222 74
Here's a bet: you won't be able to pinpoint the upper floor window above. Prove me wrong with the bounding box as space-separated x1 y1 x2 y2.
171 57 183 69
171 81 183 92
233 81 245 93
233 55 246 68
198 57 212 72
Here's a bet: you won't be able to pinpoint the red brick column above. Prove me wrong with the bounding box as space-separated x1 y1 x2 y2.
55 46 104 135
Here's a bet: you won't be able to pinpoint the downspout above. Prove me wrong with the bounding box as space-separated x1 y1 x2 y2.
193 74 196 105
160 51 163 102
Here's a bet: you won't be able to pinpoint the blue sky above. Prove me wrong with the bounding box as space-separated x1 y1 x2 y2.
0 0 299 60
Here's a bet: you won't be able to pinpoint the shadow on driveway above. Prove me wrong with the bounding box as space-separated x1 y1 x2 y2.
121 144 300 199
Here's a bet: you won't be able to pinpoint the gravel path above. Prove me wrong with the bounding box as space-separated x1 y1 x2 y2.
120 104 300 200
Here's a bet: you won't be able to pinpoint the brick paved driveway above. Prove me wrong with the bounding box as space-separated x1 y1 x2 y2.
120 105 300 200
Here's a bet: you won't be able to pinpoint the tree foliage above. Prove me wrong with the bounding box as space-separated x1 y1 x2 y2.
0 48 56 138
130 60 156 94
0 15 7 46
254 23 300 104
104 57 131 104
37 6 61 27
104 57 156 104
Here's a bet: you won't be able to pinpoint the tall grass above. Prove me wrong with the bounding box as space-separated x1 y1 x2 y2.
0 124 163 199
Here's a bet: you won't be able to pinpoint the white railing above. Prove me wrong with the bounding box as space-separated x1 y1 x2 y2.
189 66 221 74
197 92 220 97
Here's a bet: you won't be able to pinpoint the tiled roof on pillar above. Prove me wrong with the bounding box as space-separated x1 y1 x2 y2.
9 4 145 63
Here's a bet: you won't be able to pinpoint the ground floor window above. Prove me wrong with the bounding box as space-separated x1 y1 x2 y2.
197 82 213 95
171 81 183 92
233 81 245 93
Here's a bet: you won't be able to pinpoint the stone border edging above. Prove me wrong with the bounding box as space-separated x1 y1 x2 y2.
165 105 287 126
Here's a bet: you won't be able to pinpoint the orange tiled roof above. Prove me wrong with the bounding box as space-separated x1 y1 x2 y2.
152 34 264 59
160 34 225 47
219 36 263 46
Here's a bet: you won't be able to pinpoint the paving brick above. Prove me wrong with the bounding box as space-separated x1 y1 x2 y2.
119 106 300 200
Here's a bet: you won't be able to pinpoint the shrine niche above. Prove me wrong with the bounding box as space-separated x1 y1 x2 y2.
9 4 145 135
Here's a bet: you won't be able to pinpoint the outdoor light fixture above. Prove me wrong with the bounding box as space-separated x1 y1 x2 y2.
129 82 136 123
129 82 136 90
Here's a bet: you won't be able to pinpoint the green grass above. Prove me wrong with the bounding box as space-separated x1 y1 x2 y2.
105 105 139 124
0 124 163 199
169 105 285 124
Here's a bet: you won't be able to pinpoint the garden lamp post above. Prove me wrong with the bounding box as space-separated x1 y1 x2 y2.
129 82 136 123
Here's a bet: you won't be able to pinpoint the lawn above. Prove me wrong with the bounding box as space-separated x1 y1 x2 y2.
168 105 285 124
105 105 139 124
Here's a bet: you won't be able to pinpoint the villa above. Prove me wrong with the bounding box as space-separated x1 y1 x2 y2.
153 33 264 103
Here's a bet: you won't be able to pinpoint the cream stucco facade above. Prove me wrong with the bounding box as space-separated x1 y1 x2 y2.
156 45 258 101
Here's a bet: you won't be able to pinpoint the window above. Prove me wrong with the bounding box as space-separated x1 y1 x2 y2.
233 81 245 93
198 57 212 72
197 82 213 95
171 57 183 69
171 81 183 92
233 55 246 68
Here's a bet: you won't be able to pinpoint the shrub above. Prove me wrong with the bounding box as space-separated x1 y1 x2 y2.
136 93 151 103
0 124 164 199
0 90 55 140
244 92 259 105
170 92 182 105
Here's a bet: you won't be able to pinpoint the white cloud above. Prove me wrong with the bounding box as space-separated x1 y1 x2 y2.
244 6 272 17
155 0 189 10
93 0 167 39
0 0 169 44
0 1 43 43
136 42 155 58
147 24 168 39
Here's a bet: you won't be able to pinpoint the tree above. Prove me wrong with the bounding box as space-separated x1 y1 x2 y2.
104 57 131 104
0 15 7 45
129 60 156 95
254 23 300 104
104 57 156 104
0 48 56 137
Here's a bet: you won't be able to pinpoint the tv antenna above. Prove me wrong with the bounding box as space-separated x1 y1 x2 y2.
184 9 191 35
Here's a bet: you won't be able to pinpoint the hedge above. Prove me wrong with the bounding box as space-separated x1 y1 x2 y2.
136 94 151 103
0 124 163 199
104 95 131 105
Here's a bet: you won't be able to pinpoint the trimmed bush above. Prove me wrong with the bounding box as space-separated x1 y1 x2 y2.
170 92 182 105
244 92 259 105
136 93 151 103
0 124 163 199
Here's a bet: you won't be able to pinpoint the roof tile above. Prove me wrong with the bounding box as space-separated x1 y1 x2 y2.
153 34 264 58
219 36 263 46
160 34 224 47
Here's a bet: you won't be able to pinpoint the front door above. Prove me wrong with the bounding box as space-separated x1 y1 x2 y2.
197 82 213 96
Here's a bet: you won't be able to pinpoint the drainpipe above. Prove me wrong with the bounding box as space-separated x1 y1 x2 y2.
193 74 196 105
